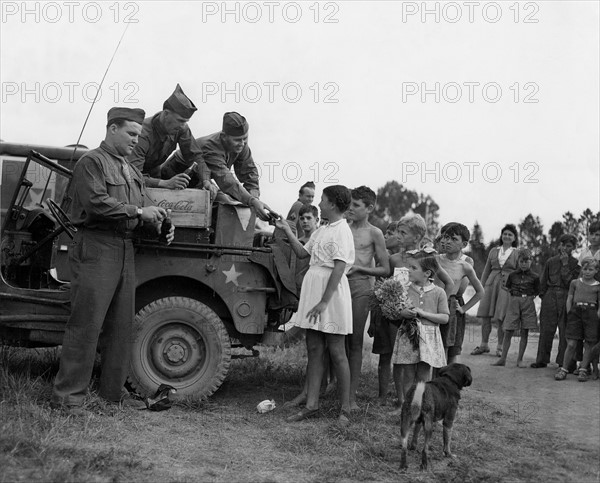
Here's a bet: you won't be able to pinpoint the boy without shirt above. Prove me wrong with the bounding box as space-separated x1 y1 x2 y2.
345 186 390 410
436 223 485 364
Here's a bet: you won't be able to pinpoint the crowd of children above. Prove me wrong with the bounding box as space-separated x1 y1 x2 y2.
280 183 600 423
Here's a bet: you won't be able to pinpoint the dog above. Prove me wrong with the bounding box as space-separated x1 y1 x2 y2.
399 363 472 471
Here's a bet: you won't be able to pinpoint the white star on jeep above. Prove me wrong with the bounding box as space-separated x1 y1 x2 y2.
222 264 242 286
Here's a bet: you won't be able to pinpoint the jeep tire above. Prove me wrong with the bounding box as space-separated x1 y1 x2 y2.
128 297 231 399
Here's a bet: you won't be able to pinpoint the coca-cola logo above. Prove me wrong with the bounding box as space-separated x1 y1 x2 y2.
157 199 195 212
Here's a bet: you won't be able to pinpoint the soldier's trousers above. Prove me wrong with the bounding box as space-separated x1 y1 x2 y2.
53 230 135 406
535 287 568 366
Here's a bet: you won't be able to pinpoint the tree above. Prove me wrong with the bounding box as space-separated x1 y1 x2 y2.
519 214 547 272
468 221 488 277
373 181 419 222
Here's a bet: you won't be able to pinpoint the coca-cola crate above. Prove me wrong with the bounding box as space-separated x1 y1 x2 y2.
146 188 211 229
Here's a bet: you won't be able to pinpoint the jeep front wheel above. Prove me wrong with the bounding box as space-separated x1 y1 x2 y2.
128 297 231 399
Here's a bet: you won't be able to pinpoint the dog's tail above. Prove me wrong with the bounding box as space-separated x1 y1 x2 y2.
410 381 426 419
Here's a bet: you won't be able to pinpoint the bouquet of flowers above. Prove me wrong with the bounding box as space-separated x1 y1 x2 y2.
369 278 420 350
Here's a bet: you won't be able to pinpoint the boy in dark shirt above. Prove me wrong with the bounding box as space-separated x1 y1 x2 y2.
531 234 580 368
492 249 540 367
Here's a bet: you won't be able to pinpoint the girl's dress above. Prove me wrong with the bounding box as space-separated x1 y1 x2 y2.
291 219 355 335
476 246 519 321
392 283 449 368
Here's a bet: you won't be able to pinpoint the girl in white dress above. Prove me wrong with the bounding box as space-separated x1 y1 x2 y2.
276 185 355 425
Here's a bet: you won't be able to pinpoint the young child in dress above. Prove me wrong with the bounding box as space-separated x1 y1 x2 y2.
276 185 355 425
436 222 485 364
373 215 453 409
391 250 449 407
555 258 600 381
492 249 540 367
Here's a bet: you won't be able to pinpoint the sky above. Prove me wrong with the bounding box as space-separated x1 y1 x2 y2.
1 0 598 243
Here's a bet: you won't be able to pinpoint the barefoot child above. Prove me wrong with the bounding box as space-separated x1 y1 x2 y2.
554 258 600 381
391 250 449 406
437 223 485 364
492 249 540 367
345 186 390 410
277 185 354 425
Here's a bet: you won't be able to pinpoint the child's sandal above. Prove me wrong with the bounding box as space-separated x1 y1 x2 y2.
577 368 589 382
554 368 568 381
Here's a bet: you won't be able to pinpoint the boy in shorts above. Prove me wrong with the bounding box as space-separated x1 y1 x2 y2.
492 249 540 367
345 186 390 410
555 257 600 381
436 222 485 363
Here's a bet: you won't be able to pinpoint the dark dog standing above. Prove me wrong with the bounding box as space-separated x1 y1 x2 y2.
399 363 473 471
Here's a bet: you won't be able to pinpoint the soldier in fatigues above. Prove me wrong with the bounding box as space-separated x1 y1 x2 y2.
128 84 217 196
52 107 174 415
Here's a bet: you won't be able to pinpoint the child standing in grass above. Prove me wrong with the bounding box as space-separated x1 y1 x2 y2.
391 250 449 408
555 258 600 381
276 185 354 425
492 249 540 367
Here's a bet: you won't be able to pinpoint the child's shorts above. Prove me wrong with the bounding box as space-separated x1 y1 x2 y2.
565 305 599 343
371 311 399 355
503 295 538 331
448 310 466 358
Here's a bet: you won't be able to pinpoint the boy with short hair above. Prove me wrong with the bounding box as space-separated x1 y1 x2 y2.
384 221 401 255
531 234 580 368
372 214 454 409
345 186 390 410
579 221 600 281
555 257 600 381
286 181 316 236
436 222 485 364
298 204 319 245
492 249 540 367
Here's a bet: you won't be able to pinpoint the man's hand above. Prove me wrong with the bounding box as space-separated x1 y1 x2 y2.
202 181 219 199
161 173 190 190
251 198 273 222
140 206 166 224
347 266 363 276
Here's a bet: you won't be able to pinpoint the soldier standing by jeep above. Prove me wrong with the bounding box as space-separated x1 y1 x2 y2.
161 112 273 221
128 84 217 197
52 107 174 414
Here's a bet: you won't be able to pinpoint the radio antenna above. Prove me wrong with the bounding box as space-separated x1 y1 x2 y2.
68 22 131 164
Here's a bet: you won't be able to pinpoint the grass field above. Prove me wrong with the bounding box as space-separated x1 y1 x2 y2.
1 325 598 483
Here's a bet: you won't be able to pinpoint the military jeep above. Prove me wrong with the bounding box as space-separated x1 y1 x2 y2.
0 142 301 399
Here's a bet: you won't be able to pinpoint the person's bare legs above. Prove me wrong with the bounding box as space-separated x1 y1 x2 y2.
517 329 529 367
304 330 326 411
348 298 369 410
378 353 393 399
390 364 416 415
415 361 431 382
326 333 351 414
492 329 514 366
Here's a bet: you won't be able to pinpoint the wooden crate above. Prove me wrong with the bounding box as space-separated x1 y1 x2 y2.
146 188 211 228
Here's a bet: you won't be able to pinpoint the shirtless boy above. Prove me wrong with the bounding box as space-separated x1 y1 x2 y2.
437 222 485 363
345 186 390 410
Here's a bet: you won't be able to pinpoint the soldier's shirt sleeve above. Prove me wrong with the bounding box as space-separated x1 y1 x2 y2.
233 146 260 197
128 131 161 188
74 155 138 219
179 127 211 184
204 151 254 206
